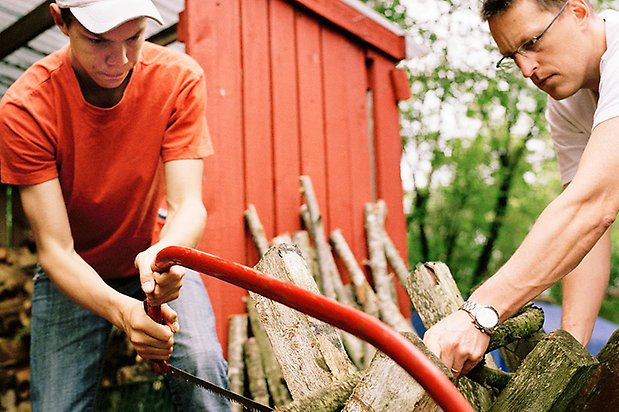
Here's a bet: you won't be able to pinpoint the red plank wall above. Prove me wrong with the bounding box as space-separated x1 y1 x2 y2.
181 0 411 350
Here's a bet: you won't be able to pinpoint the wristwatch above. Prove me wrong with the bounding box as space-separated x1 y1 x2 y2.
460 300 500 335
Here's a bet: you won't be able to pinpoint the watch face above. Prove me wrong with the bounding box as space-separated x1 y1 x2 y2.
477 307 499 328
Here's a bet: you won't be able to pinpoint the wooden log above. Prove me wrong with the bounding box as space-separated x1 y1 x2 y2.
291 230 322 292
467 365 512 390
382 228 411 289
567 328 619 411
407 261 496 410
244 204 270 257
300 176 353 306
342 332 446 411
372 199 398 299
299 177 337 301
498 330 546 372
490 330 598 411
465 305 545 390
330 228 378 368
244 337 270 406
364 202 412 332
299 177 365 367
276 372 363 412
251 244 355 399
271 233 293 245
246 297 292 406
487 305 544 352
406 262 464 327
228 314 248 412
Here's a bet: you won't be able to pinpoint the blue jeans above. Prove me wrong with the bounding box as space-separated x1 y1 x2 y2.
30 268 231 412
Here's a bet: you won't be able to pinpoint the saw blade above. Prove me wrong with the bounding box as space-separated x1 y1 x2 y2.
167 364 273 411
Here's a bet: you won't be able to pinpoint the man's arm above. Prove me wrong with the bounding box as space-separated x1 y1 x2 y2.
424 116 619 375
20 179 177 360
561 227 610 346
134 159 207 305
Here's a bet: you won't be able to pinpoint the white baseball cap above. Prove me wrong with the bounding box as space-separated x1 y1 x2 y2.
56 0 164 34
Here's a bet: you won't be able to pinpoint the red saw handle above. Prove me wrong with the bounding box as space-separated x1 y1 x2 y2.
154 246 473 412
144 301 171 374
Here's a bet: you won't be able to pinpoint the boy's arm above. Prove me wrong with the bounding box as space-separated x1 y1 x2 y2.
134 158 207 305
20 179 177 360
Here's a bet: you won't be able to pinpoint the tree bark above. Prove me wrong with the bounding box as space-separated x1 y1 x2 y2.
246 297 292 406
364 202 412 332
251 244 355 399
244 337 270 406
568 328 619 411
227 314 248 412
490 330 598 412
276 372 363 412
343 332 444 412
244 204 270 257
330 229 379 368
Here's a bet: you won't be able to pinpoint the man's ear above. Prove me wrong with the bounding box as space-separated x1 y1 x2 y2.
49 3 70 36
569 0 592 25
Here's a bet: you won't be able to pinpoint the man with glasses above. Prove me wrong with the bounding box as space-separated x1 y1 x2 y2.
424 0 618 377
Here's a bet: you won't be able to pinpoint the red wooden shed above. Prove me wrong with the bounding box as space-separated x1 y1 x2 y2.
178 0 412 348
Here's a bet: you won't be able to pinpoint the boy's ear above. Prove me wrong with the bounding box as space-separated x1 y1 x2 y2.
49 3 70 36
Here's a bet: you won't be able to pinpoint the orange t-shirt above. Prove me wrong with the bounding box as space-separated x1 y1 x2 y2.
0 42 213 279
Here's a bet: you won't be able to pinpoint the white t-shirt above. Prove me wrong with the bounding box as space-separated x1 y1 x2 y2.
546 10 619 185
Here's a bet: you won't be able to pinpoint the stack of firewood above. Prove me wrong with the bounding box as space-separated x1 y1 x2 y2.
0 246 36 412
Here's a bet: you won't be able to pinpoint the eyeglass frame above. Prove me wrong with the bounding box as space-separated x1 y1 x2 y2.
495 1 570 70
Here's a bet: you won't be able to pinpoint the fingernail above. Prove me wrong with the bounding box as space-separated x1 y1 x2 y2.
172 322 180 333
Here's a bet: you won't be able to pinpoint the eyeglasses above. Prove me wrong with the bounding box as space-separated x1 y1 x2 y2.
495 1 569 70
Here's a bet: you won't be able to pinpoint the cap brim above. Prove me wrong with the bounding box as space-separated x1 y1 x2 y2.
70 0 164 34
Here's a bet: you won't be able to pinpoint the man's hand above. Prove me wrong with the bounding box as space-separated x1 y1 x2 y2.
135 250 185 306
120 299 179 361
423 310 491 377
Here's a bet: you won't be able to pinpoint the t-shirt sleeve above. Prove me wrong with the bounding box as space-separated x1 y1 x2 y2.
546 97 591 186
594 13 619 129
0 98 58 185
161 72 213 162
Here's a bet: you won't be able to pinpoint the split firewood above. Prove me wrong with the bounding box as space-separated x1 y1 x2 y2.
246 297 292 406
364 202 412 332
568 328 619 411
250 244 356 399
291 230 321 291
343 332 446 412
299 176 350 305
276 371 363 412
372 200 399 299
299 203 337 301
299 177 366 367
382 228 411 289
243 337 270 406
244 204 270 257
407 261 496 410
329 229 379 317
228 314 248 412
490 330 598 411
271 233 293 245
330 229 378 368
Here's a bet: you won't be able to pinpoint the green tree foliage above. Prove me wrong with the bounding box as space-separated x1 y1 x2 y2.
362 0 619 323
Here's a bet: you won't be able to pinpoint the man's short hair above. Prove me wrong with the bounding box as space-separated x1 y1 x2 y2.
480 0 570 21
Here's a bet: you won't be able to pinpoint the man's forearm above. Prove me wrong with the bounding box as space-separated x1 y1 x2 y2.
561 228 610 346
469 189 612 320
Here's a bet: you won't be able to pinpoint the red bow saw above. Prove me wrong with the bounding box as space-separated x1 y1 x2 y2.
149 246 473 412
